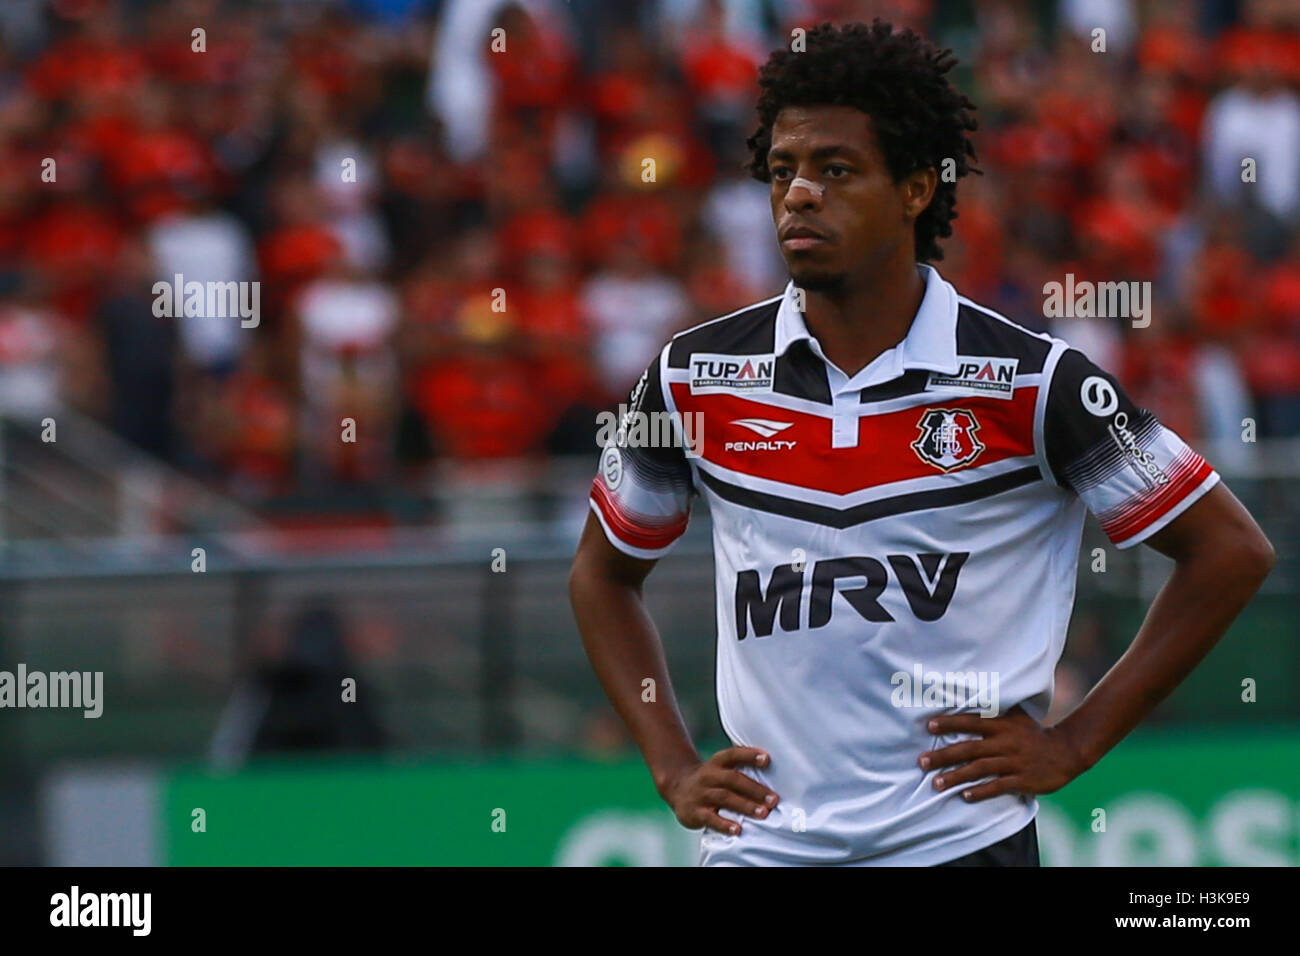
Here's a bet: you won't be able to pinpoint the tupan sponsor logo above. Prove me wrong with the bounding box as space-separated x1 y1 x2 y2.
689 353 776 395
926 357 1018 398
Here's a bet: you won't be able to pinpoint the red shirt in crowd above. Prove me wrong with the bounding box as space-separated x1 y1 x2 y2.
415 352 553 460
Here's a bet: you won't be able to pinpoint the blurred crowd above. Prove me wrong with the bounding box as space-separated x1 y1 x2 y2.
1 0 1299 507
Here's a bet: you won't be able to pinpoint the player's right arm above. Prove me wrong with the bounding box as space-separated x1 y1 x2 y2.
570 516 778 834
568 352 779 835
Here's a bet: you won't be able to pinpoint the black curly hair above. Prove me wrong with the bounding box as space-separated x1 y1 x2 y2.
745 20 979 263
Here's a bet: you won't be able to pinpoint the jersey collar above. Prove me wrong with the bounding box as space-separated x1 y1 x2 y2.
772 263 962 385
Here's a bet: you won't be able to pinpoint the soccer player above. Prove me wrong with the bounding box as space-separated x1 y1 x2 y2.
568 21 1274 866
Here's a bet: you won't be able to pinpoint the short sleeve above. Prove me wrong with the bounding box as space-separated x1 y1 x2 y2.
1043 348 1220 549
588 349 695 559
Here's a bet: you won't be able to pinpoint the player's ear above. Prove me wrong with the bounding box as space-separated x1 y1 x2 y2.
900 166 937 221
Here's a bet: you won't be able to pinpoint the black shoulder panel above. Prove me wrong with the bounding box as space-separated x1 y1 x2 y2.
955 303 1051 373
667 298 782 369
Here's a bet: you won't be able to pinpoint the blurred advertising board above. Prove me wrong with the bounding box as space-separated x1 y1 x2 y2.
43 729 1299 866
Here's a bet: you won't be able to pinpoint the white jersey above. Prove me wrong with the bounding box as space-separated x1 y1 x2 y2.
589 264 1219 865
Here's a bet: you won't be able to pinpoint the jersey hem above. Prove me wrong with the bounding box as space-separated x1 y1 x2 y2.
881 805 1037 866
698 803 1038 866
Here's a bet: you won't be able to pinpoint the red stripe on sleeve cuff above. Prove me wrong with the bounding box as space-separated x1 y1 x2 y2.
589 479 688 552
1102 455 1215 545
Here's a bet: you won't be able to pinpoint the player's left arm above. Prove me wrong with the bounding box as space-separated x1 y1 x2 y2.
921 481 1273 802
920 345 1274 801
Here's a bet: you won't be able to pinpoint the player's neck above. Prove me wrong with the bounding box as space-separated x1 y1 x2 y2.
802 259 926 378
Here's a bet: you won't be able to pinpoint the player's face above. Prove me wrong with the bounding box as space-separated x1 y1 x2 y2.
767 105 931 292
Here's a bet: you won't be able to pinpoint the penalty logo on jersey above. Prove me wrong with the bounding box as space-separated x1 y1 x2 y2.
912 408 985 471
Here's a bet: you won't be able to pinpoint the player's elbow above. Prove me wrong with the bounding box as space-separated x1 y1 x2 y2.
1240 531 1276 583
568 549 594 610
1214 527 1276 591
569 541 618 608
570 546 643 608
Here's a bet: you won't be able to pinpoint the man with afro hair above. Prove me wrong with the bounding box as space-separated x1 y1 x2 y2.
572 20 1271 866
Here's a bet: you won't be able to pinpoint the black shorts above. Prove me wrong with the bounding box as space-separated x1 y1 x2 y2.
934 818 1040 867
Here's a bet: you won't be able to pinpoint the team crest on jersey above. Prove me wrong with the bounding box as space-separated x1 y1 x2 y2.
912 408 986 471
